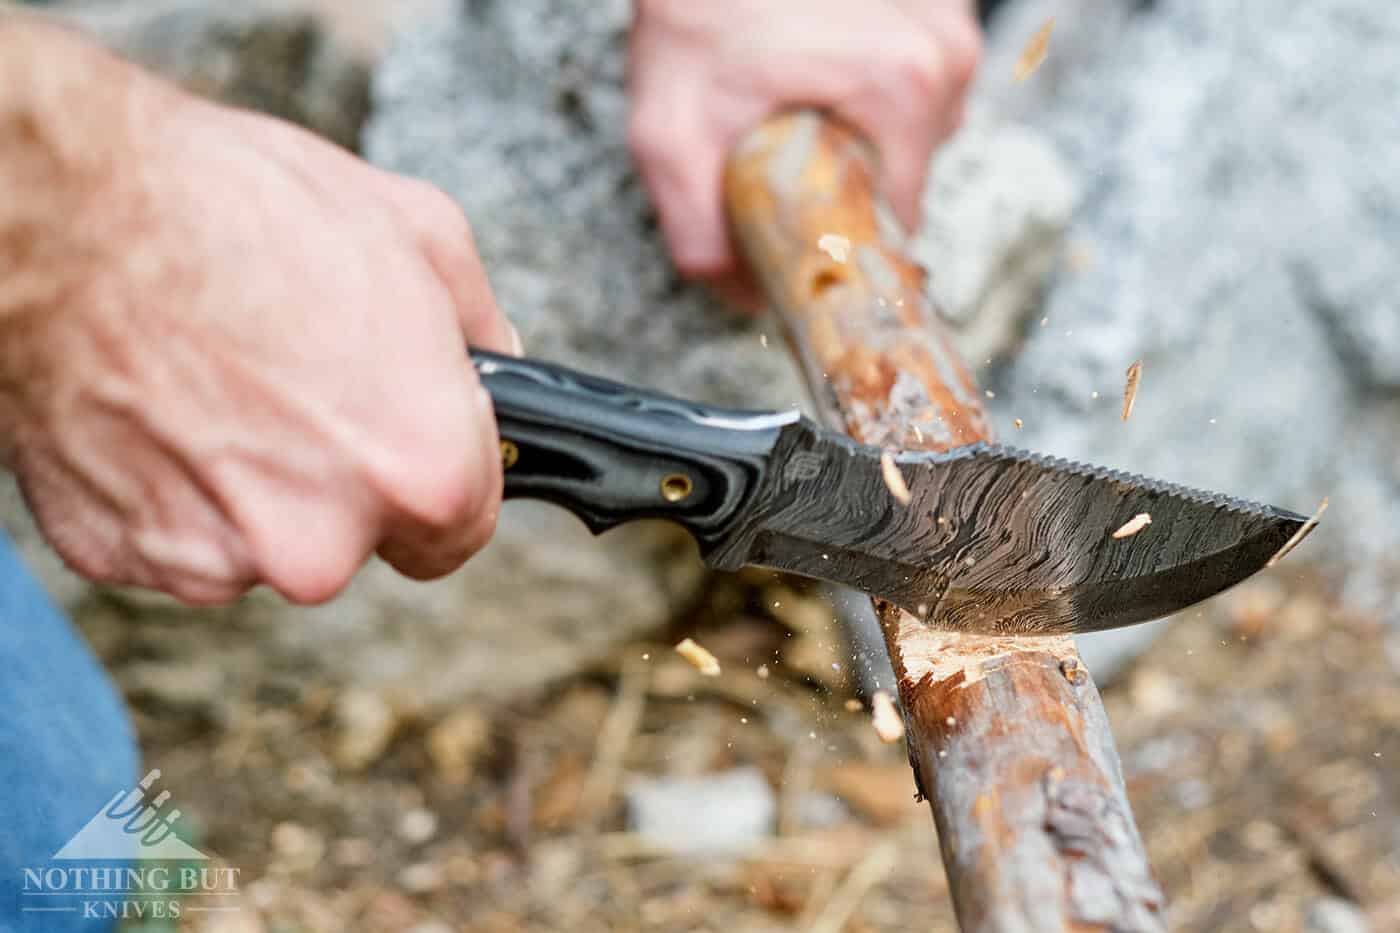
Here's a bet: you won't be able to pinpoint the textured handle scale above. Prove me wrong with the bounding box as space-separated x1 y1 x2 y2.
470 350 792 550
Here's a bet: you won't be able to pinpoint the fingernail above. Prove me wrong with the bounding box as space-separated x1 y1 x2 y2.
508 323 525 358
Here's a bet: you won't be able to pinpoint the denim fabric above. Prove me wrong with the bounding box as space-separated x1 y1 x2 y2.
0 535 137 932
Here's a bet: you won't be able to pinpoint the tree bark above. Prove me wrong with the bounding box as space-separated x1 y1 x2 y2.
725 111 1166 932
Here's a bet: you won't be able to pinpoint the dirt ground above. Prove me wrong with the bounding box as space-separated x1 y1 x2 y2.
84 565 1398 933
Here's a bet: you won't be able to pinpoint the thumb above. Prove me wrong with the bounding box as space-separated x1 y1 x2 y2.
379 174 522 355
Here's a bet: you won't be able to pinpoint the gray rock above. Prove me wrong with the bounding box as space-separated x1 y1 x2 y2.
359 0 804 706
625 766 776 856
364 2 1085 699
1306 898 1372 933
59 0 372 151
0 0 1144 708
963 0 1400 674
914 118 1078 365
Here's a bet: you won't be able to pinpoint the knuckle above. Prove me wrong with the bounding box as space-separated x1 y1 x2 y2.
457 294 505 343
66 550 123 588
251 534 361 606
396 447 492 533
626 115 664 162
943 22 984 89
406 180 474 246
891 35 944 93
463 505 499 560
673 245 729 280
50 533 128 589
166 578 249 608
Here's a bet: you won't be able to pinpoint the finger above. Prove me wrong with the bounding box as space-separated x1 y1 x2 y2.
629 106 736 279
374 363 503 580
159 576 257 609
381 176 520 355
702 268 767 315
422 226 519 357
836 27 966 233
874 124 940 234
244 496 377 605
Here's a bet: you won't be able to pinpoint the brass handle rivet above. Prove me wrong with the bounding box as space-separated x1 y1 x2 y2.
661 473 694 503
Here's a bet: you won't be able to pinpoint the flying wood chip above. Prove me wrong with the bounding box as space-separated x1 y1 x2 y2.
1014 18 1055 82
674 638 721 677
871 690 904 744
880 452 913 505
1122 360 1143 422
817 233 851 263
1266 497 1328 568
1112 513 1152 539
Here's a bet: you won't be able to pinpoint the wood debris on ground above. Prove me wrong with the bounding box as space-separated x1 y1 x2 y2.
870 690 904 744
109 569 1394 932
1013 418 1023 429
1122 359 1143 421
674 637 721 676
1112 512 1153 539
1266 497 1329 567
1014 18 1055 81
880 452 913 505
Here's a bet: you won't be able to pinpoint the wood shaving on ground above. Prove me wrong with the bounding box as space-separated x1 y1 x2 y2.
1266 497 1328 568
674 638 721 677
880 452 912 505
1014 18 1055 81
817 233 851 263
870 691 904 744
1112 513 1153 539
1122 359 1143 422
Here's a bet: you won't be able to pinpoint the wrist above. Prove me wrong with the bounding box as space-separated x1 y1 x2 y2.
0 18 160 191
0 20 168 315
0 18 177 427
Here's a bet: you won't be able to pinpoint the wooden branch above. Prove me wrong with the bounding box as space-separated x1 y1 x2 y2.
725 111 1166 932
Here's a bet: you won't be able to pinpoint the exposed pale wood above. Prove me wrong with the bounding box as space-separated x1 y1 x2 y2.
725 111 1165 932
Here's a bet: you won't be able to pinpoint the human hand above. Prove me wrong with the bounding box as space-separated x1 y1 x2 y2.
627 0 981 293
0 32 517 606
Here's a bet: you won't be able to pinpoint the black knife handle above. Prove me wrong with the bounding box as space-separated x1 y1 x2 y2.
471 350 794 550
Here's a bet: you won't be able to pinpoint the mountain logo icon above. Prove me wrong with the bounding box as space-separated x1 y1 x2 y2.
52 769 208 861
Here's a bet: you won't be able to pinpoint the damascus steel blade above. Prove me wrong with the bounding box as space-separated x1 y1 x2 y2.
703 421 1313 635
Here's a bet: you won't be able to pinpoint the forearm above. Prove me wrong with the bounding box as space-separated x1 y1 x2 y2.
0 15 150 438
0 16 166 315
0 14 179 401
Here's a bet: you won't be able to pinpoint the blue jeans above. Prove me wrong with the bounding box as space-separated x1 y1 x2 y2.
0 535 138 932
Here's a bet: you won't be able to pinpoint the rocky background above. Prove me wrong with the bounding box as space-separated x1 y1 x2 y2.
10 0 1394 701
2 0 1397 929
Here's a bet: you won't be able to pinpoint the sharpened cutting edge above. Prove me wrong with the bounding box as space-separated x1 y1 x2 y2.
703 423 1314 636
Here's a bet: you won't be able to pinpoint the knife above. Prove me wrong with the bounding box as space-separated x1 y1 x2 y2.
473 348 1313 636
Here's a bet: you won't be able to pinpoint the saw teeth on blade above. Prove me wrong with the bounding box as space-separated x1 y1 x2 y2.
910 442 1287 519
